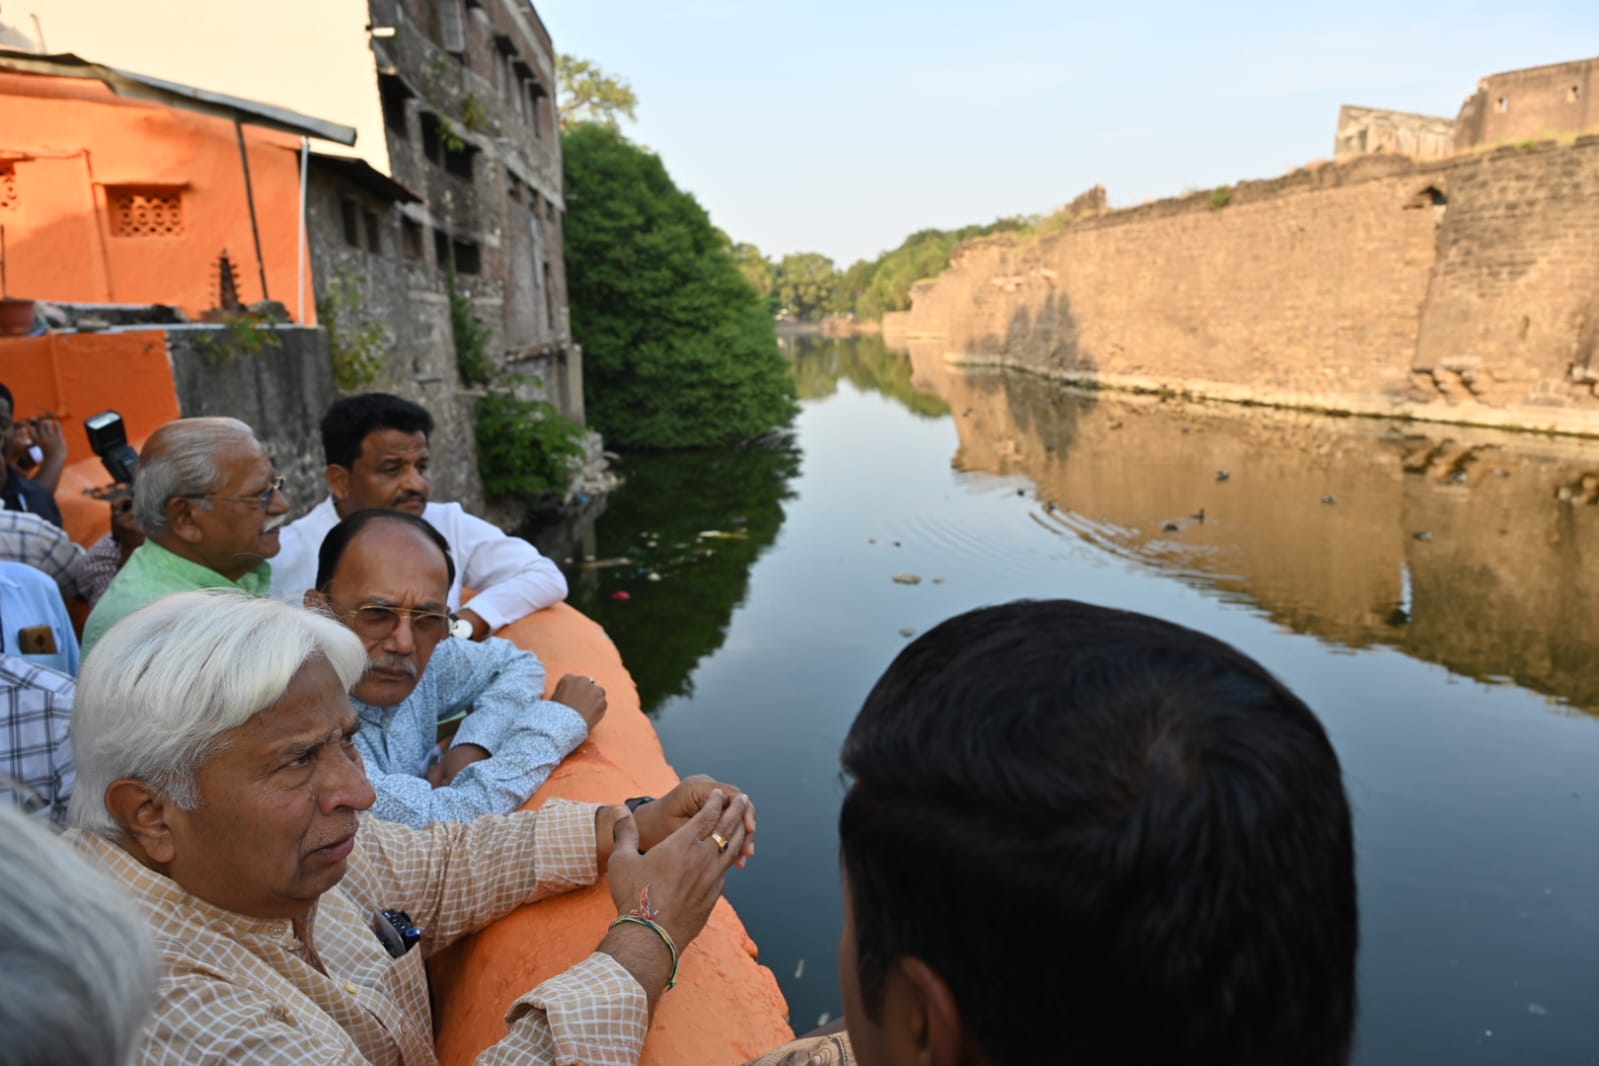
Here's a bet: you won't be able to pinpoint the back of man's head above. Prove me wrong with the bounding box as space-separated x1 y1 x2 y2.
839 599 1357 1066
0 803 156 1066
322 393 433 470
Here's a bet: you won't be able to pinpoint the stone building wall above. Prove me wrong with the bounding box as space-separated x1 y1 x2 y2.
305 0 582 515
1454 58 1599 151
166 326 337 519
1334 105 1455 162
899 137 1599 437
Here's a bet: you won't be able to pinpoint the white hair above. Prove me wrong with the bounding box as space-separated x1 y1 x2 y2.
68 589 367 836
0 803 156 1066
132 416 254 537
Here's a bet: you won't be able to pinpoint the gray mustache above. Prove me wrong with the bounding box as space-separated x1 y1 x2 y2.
367 655 418 678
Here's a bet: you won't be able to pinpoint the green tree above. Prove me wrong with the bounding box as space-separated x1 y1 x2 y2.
773 252 838 320
830 257 877 316
563 124 797 449
841 216 1035 320
556 54 638 131
730 242 775 303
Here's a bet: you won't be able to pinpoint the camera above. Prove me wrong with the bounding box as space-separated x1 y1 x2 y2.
83 410 139 486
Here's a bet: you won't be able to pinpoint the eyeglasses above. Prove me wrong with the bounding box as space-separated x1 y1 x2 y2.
347 603 454 641
174 475 287 509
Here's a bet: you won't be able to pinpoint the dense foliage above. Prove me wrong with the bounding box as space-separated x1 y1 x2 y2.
563 123 797 449
749 217 1034 322
475 390 586 498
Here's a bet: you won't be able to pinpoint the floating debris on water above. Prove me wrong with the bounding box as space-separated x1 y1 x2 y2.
1527 1003 1549 1016
610 591 631 601
794 959 805 979
1163 522 1181 532
577 557 635 570
932 577 944 584
892 573 922 585
817 1012 832 1027
698 529 749 541
1215 470 1231 482
1413 531 1433 542
899 628 916 638
1322 496 1337 505
646 572 662 582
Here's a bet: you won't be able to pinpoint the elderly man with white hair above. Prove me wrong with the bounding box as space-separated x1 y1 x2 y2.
64 589 757 1064
81 417 291 654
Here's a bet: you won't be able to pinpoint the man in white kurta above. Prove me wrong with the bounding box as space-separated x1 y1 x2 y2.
270 393 566 639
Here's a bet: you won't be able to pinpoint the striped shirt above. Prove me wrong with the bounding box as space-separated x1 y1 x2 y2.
0 654 76 823
0 510 84 601
68 800 650 1065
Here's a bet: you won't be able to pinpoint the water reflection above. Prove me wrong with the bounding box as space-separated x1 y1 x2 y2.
898 339 1599 714
783 332 951 419
561 439 801 712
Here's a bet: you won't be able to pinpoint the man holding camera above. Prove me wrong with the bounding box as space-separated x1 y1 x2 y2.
0 383 65 529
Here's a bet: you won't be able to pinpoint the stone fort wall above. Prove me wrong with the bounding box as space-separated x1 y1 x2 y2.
895 135 1599 437
1455 57 1599 151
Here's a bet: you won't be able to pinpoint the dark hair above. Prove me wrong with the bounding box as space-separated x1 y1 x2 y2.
314 509 455 593
0 383 14 412
321 393 434 469
839 599 1357 1066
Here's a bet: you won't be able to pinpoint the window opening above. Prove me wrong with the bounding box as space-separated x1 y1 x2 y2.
107 187 185 238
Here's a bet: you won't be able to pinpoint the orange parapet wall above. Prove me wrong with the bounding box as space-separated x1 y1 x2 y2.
430 604 796 1065
0 329 178 545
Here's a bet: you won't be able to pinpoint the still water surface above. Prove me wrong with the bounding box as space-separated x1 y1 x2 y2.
554 335 1599 1065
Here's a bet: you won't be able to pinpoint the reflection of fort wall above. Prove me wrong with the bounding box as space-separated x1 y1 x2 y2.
904 338 1599 711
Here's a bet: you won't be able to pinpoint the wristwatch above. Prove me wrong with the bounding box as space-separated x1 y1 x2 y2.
449 616 474 640
624 796 655 813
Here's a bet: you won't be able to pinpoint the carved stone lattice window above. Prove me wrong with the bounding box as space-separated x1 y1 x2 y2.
0 165 17 212
107 188 185 237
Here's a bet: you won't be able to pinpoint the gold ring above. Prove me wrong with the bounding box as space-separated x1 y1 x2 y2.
709 832 729 853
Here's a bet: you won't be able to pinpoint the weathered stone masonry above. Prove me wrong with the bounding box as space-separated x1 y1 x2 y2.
893 137 1599 437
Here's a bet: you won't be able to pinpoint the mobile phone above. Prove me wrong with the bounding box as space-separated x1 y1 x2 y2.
17 625 57 655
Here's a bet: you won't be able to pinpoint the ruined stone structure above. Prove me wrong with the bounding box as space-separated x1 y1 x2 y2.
895 135 1599 438
1334 105 1455 162
1455 57 1599 151
308 0 579 513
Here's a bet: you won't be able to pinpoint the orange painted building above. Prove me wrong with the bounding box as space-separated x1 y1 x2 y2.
0 57 354 321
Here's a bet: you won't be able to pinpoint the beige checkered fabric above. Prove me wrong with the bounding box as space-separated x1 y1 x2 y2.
68 799 650 1065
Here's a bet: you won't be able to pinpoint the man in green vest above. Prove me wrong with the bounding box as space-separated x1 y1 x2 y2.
82 417 289 654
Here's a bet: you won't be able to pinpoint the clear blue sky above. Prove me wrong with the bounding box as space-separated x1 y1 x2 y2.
538 1 1599 267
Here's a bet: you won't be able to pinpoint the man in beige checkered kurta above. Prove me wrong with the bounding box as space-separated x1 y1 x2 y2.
69 800 649 1065
65 590 757 1066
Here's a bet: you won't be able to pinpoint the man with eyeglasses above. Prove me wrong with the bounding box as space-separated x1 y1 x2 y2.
269 393 567 641
82 417 291 654
306 509 605 827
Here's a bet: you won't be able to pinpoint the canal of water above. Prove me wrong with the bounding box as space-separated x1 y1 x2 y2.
547 334 1599 1065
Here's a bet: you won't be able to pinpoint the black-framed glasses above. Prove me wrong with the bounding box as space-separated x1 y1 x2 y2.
347 603 453 641
173 475 286 509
